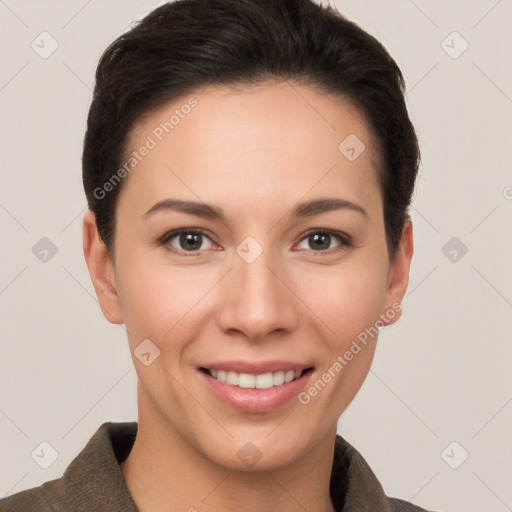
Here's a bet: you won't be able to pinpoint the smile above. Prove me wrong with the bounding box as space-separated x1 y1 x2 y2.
198 361 315 413
201 368 309 389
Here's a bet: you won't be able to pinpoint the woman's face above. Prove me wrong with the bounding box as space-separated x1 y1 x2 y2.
84 81 412 470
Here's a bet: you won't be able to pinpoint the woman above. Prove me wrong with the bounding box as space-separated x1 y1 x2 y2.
0 0 432 510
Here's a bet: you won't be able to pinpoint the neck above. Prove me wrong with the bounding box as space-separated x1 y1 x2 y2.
120 386 338 512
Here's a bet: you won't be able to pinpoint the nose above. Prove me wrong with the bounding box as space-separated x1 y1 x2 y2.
217 244 299 341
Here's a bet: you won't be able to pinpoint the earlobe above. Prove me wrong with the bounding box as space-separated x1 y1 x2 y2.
82 210 124 324
381 219 414 327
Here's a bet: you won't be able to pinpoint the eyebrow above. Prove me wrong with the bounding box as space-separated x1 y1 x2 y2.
143 197 367 220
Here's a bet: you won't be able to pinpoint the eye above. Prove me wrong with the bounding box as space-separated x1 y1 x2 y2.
159 228 215 253
296 229 352 253
158 228 352 255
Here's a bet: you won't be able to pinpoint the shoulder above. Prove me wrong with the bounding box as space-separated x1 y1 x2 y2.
0 421 138 512
332 434 440 512
0 477 66 512
389 497 437 511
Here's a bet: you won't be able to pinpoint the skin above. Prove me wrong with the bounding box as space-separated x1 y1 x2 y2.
83 80 413 512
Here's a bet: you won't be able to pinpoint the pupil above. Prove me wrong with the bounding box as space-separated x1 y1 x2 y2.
181 233 201 250
311 233 330 250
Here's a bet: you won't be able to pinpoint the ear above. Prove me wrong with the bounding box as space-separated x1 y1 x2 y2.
381 219 414 326
82 210 124 324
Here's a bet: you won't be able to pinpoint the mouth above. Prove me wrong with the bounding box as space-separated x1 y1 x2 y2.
199 367 314 389
198 364 315 413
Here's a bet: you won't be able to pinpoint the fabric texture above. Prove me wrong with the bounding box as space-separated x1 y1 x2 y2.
0 421 434 511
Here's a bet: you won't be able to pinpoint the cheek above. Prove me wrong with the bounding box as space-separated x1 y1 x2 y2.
115 255 216 347
117 252 388 341
294 261 388 340
299 268 387 403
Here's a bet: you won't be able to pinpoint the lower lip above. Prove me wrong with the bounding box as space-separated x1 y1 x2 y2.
199 369 313 413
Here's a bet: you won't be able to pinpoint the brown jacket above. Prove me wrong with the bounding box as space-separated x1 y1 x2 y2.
0 422 433 511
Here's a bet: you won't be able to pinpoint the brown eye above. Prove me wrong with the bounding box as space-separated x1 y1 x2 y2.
296 230 352 252
161 229 214 253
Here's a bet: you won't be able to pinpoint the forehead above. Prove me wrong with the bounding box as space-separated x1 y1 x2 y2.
119 81 382 215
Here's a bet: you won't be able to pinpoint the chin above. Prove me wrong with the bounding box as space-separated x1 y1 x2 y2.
196 427 316 472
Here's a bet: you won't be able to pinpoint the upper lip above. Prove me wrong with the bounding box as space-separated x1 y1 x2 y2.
199 360 314 374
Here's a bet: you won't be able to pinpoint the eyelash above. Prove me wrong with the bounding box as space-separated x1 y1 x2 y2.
158 228 353 256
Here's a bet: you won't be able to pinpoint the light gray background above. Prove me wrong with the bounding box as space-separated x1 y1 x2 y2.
1 1 511 511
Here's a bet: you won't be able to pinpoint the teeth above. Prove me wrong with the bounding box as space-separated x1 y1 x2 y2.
226 371 238 385
273 371 285 386
206 368 305 389
256 373 274 389
240 373 257 388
